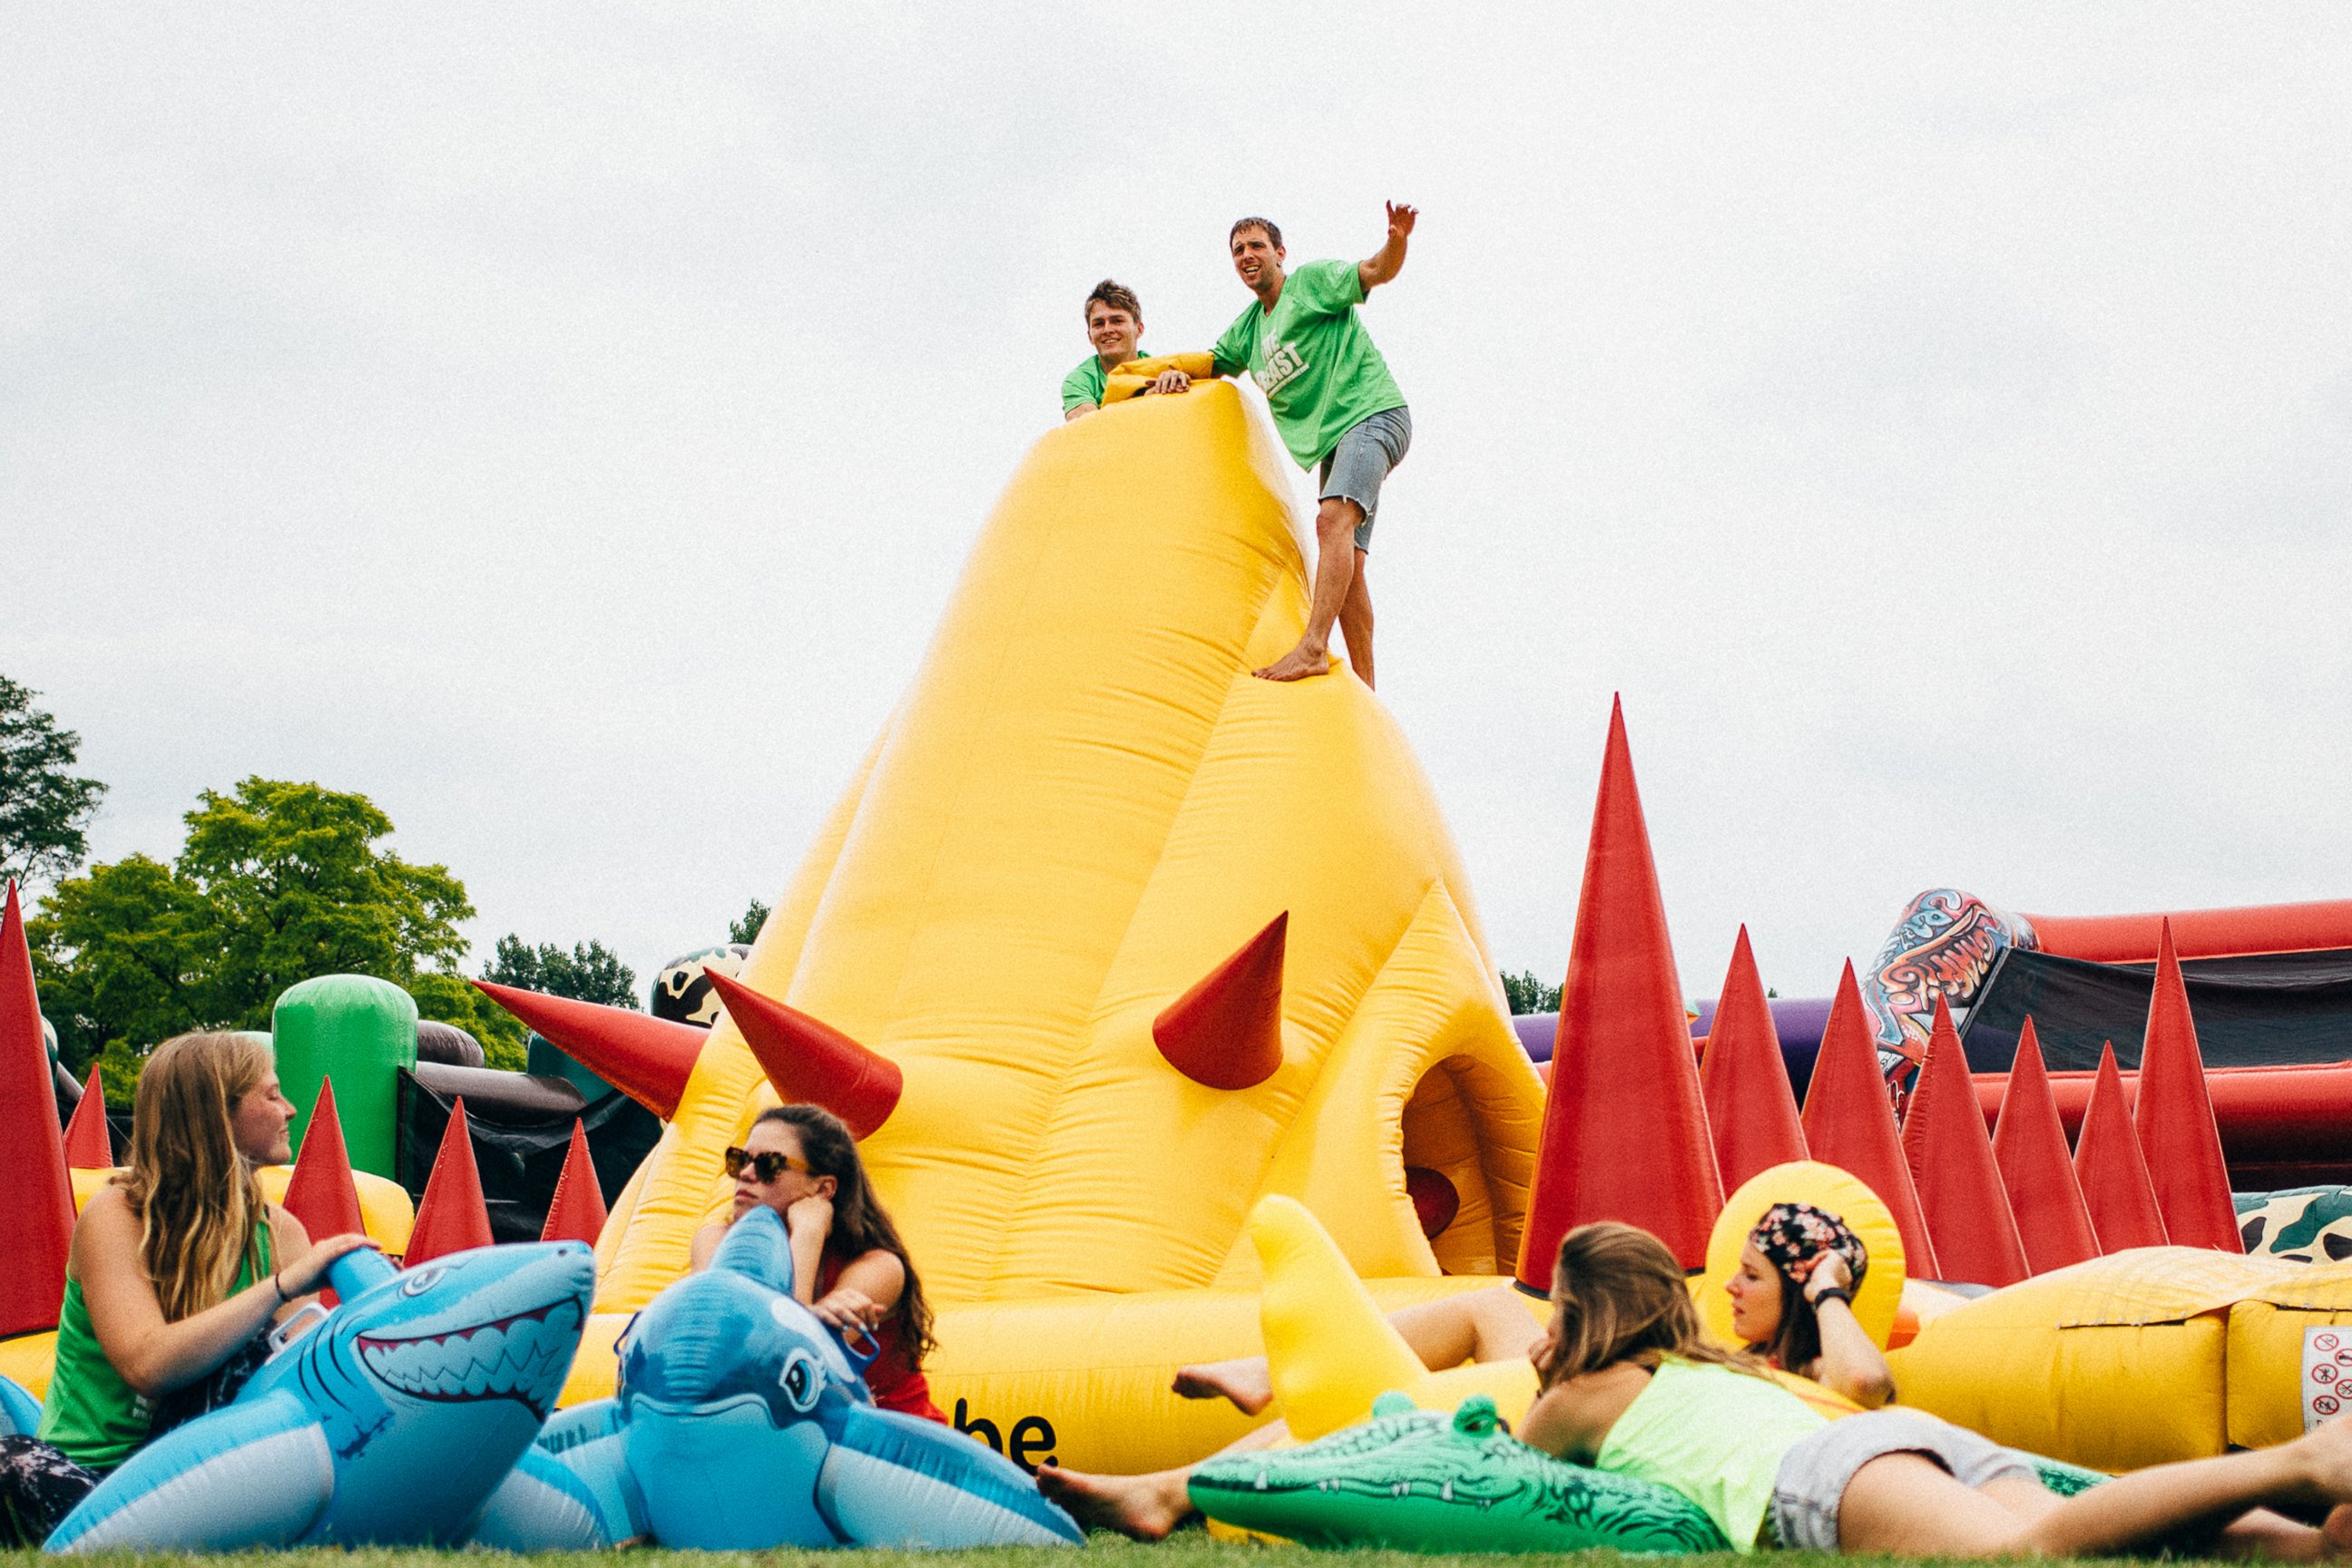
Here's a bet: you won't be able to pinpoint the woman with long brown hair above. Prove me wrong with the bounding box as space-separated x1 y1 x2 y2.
689 1102 942 1422
0 1033 374 1545
1523 1221 2352 1557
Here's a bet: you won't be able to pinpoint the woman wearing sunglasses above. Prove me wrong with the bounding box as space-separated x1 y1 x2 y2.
689 1103 944 1423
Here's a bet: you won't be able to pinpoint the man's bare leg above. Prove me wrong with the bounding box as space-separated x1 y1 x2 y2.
1254 497 1362 682
1336 549 1373 690
1174 1287 1540 1416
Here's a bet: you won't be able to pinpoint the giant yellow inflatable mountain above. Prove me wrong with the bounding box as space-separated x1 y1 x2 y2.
572 384 1546 1473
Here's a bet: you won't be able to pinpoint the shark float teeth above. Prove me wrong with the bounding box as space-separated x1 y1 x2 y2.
357 1297 583 1413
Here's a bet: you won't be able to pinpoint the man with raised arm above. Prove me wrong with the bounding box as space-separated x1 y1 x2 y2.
1164 205 1416 687
1061 279 1151 422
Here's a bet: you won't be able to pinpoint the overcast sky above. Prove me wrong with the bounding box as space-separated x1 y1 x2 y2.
6 5 2348 1011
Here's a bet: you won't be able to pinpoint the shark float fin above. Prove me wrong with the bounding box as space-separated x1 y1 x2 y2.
473 981 706 1121
709 1201 795 1295
705 971 902 1139
1154 912 1287 1091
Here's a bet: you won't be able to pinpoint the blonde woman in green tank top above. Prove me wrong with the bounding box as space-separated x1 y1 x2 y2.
0 1033 375 1545
1519 1221 2352 1558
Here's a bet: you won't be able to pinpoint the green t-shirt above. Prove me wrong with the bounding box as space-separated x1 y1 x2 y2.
1060 348 1145 415
1211 259 1406 467
38 1217 274 1471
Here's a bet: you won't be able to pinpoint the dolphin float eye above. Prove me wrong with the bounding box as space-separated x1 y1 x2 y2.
401 1268 446 1297
778 1348 820 1412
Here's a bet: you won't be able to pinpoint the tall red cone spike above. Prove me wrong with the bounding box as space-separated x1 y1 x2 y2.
1991 1019 2100 1274
1152 912 1288 1091
1900 999 2028 1286
1698 926 1807 1193
1802 961 1940 1279
404 1098 494 1265
62 1064 114 1169
706 971 903 1140
474 980 705 1119
1516 698 1723 1282
0 880 74 1337
2074 1043 2168 1253
541 1119 608 1245
2133 921 2242 1251
284 1076 368 1243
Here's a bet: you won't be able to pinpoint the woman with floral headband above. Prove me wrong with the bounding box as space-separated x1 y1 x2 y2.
1726 1202 1894 1409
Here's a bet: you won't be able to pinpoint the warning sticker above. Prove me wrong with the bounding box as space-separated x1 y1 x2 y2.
2303 1328 2352 1430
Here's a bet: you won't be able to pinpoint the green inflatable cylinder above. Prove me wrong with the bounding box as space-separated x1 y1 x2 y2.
273 975 417 1180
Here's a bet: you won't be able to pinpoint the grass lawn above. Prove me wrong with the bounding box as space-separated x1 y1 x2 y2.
0 1536 2239 1568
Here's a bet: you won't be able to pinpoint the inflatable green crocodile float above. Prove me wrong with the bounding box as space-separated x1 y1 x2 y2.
1191 1394 2108 1553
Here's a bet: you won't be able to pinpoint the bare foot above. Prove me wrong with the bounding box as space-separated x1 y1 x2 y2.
1172 1357 1274 1416
1034 1465 1195 1541
2322 1503 2352 1557
2301 1412 2352 1501
1251 638 1330 682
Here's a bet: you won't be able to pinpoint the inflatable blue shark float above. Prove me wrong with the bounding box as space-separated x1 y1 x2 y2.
471 1205 1083 1549
46 1240 593 1552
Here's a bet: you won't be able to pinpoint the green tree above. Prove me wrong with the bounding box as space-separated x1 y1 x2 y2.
482 936 638 1011
1500 969 1563 1014
730 897 770 946
31 778 515 1090
0 676 108 888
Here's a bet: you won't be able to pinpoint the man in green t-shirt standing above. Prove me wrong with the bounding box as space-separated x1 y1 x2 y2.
1062 279 1152 421
1162 204 1416 687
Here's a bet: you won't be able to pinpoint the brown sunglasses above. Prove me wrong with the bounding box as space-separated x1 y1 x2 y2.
723 1146 812 1182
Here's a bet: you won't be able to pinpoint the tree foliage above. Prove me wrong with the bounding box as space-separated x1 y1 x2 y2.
30 778 518 1089
730 897 770 946
1499 969 1563 1015
0 676 108 889
482 936 639 1012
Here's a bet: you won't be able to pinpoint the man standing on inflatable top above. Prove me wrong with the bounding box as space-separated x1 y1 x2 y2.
1164 204 1415 688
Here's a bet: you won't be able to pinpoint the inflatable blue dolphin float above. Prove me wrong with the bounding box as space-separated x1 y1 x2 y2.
471 1206 1082 1549
46 1240 593 1552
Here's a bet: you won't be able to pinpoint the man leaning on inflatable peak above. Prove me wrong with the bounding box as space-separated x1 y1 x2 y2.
1062 279 1190 422
1156 202 1416 690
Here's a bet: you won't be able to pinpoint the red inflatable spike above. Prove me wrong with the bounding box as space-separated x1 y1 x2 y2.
473 980 705 1120
404 1098 493 1265
1900 1000 2028 1286
706 971 903 1140
1801 961 1941 1279
1990 1020 2100 1274
1698 926 1807 1193
2075 1043 2169 1252
1152 912 1288 1091
1516 698 1722 1282
0 880 74 1338
62 1063 113 1169
540 1118 608 1245
284 1076 368 1243
2132 921 2242 1251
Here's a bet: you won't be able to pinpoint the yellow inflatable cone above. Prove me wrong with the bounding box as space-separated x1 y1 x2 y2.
1250 1195 1427 1439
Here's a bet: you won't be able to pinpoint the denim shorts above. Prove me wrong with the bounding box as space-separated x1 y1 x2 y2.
1318 404 1412 551
1769 1409 2036 1551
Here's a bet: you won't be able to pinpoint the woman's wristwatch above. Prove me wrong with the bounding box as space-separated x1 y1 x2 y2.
1807 1285 1853 1308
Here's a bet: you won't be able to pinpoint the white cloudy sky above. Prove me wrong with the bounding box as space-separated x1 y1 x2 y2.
6 5 2347 1008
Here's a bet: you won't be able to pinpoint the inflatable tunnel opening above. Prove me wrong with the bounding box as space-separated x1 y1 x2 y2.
1401 1055 1521 1276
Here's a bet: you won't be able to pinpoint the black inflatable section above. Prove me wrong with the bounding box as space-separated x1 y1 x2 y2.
1961 946 2352 1073
396 1065 662 1242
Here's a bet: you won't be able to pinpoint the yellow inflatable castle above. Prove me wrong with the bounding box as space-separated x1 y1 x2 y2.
539 384 1547 1475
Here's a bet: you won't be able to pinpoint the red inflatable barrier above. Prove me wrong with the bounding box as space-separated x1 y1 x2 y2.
2026 900 2352 965
1974 1063 2352 1191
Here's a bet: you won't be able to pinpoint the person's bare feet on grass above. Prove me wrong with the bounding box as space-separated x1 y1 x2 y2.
1035 1465 1194 1541
1251 638 1330 682
1172 1357 1274 1416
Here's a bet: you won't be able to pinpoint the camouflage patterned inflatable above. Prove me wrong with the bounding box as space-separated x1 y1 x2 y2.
2237 1188 2352 1262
